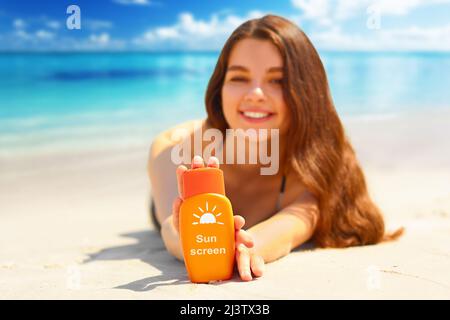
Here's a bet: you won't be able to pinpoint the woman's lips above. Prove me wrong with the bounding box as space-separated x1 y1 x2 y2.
238 110 275 123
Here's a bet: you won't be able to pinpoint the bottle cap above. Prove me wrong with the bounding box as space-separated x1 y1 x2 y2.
182 167 225 199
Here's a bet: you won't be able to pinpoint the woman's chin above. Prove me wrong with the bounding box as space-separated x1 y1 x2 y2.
225 123 279 144
231 123 280 132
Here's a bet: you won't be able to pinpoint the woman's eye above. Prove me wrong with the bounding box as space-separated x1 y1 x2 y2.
270 78 283 84
230 77 248 82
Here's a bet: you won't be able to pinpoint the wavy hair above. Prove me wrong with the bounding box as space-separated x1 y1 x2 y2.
205 14 403 247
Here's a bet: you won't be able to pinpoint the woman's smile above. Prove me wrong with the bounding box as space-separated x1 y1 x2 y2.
238 109 276 123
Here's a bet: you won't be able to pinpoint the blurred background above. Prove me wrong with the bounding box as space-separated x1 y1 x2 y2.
0 0 449 158
1 0 450 299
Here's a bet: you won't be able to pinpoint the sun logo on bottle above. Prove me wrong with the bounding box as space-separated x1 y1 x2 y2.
192 201 224 225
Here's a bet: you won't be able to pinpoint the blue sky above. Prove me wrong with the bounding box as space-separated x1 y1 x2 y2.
0 0 450 51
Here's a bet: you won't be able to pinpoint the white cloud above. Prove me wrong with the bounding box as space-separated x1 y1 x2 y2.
334 0 363 20
12 28 54 43
152 27 180 40
89 33 111 45
290 0 450 51
133 7 450 51
134 10 265 50
5 2 450 52
35 30 54 40
15 30 29 39
13 17 63 31
113 0 152 6
310 24 450 51
46 20 61 30
13 19 26 29
2 23 127 51
291 0 332 26
373 0 450 16
84 19 113 30
292 0 450 24
382 24 450 50
74 32 122 50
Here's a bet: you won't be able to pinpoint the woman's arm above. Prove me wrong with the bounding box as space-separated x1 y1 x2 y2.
247 190 319 263
148 119 205 231
161 214 184 261
148 135 179 226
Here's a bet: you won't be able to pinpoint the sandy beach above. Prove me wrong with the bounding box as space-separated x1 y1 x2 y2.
1 108 450 299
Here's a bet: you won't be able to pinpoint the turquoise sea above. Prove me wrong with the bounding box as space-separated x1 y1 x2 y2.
1 51 450 156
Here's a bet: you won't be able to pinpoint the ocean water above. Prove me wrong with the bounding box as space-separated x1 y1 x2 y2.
1 51 449 156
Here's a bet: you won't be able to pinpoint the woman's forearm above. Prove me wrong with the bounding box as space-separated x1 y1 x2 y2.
161 215 184 261
247 211 316 263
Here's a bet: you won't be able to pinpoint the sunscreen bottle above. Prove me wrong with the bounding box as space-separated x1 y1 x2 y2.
179 167 235 283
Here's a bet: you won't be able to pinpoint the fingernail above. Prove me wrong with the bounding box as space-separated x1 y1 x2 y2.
207 157 217 165
193 155 203 164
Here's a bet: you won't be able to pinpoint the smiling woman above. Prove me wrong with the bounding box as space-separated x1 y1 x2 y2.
148 14 404 282
205 14 404 247
221 39 288 132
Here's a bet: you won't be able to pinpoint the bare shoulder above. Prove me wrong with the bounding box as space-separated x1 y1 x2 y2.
149 118 205 160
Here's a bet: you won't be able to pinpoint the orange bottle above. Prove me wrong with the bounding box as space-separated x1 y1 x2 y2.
179 167 235 283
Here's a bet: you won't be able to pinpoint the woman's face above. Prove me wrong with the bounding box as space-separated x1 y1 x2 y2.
221 38 288 134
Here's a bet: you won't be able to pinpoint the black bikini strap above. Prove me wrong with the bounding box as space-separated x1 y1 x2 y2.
280 174 286 193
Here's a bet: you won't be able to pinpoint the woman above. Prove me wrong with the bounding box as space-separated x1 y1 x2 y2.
148 15 403 282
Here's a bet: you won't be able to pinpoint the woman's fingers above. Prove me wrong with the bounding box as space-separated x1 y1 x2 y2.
177 156 219 198
206 156 220 168
234 222 260 281
250 254 265 278
172 196 183 231
236 229 254 248
176 165 188 199
236 244 252 281
233 215 245 231
191 155 204 169
236 244 265 281
193 155 220 169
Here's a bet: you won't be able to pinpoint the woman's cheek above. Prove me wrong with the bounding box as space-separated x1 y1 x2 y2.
222 85 241 127
223 83 246 100
264 83 283 98
222 85 243 109
261 85 286 130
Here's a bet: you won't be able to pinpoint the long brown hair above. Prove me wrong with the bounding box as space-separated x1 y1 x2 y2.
205 14 403 248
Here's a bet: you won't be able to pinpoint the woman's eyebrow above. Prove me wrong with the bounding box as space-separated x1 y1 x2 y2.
227 65 248 72
227 65 283 73
267 66 283 73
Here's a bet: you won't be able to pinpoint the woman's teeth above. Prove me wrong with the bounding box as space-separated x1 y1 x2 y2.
242 111 271 119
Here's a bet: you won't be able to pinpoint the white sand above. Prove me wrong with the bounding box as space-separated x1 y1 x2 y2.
1 108 449 299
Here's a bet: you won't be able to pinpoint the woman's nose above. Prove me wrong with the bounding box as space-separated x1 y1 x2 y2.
244 85 266 102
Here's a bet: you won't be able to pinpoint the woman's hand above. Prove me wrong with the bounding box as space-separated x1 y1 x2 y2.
172 155 265 281
234 215 265 281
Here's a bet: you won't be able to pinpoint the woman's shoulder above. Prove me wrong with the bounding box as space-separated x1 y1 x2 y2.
149 118 205 160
